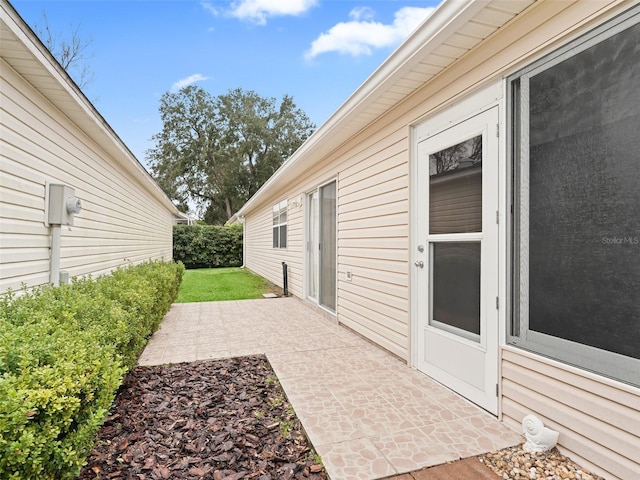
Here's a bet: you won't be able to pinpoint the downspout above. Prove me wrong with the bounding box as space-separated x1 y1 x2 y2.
282 262 289 296
240 215 246 268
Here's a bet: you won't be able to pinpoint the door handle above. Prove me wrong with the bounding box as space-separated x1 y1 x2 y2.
414 260 424 268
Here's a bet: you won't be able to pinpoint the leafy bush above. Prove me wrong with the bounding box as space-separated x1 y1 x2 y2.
173 223 243 269
0 260 183 480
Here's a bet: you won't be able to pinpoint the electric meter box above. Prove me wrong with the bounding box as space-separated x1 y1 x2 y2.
48 184 82 226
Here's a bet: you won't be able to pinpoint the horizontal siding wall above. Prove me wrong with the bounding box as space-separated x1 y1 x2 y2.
244 159 348 300
0 59 174 292
243 0 632 377
244 198 304 297
240 3 639 480
243 122 412 359
337 127 410 359
501 347 640 480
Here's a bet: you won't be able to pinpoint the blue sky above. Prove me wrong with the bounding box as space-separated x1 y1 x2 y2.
12 0 439 168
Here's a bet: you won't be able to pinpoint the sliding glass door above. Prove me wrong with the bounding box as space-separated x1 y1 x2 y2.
306 191 319 301
306 181 336 312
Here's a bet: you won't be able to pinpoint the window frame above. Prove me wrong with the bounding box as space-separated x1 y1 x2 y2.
272 199 288 249
507 6 640 387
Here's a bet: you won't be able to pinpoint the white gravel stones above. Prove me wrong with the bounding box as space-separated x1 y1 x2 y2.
480 444 604 480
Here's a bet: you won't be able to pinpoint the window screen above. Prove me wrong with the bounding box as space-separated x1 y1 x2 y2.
510 8 640 386
432 242 481 337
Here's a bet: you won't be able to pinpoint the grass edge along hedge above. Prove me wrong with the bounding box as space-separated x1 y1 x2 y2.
173 223 242 269
0 260 184 480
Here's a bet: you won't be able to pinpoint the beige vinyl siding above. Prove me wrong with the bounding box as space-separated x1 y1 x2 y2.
430 169 482 234
326 0 630 362
244 127 412 357
501 347 640 480
243 153 339 299
337 131 410 358
240 2 638 478
244 200 303 296
243 0 630 349
1 58 174 292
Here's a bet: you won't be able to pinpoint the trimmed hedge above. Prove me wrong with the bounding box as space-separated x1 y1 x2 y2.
173 223 242 269
0 260 184 480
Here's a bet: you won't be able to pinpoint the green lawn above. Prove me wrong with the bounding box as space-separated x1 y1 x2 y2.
176 267 279 303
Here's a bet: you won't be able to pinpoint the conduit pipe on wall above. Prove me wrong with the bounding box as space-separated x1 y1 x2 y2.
46 183 82 286
50 224 62 286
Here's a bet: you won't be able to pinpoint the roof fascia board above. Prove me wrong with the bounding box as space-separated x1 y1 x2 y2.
0 1 73 95
235 0 488 217
1 0 179 214
329 0 487 127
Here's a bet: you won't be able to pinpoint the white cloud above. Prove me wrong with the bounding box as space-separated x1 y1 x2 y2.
349 6 375 22
305 6 434 60
200 1 220 16
171 74 209 92
229 0 318 25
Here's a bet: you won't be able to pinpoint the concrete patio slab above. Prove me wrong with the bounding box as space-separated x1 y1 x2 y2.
139 298 521 479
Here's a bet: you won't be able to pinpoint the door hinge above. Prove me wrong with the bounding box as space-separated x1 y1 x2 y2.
496 296 499 310
496 210 499 224
496 383 499 396
496 123 499 137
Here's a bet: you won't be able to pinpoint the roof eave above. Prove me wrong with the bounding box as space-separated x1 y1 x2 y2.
233 0 491 218
0 0 179 215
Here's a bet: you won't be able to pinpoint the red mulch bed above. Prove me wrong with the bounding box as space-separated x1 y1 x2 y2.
78 355 327 480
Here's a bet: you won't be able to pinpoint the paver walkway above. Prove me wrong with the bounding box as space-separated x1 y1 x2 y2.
139 298 521 479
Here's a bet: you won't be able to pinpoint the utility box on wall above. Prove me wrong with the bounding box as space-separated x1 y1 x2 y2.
47 184 82 226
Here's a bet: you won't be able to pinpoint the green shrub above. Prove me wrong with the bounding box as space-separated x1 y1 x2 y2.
0 260 183 480
173 223 242 269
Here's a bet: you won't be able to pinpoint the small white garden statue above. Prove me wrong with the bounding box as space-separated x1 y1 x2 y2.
522 415 559 453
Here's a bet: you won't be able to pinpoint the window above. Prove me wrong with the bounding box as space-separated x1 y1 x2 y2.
509 8 640 387
429 135 482 234
272 200 287 249
428 135 483 342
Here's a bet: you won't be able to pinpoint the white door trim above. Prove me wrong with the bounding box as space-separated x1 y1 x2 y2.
411 82 503 369
411 97 502 415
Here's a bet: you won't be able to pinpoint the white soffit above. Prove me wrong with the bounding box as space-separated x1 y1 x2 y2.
0 1 178 213
235 0 536 218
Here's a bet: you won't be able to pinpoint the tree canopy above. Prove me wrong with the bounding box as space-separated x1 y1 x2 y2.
147 86 315 224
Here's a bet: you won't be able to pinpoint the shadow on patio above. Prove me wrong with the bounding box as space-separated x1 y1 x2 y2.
139 297 521 480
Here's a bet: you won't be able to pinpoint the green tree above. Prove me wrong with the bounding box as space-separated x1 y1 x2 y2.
147 86 315 223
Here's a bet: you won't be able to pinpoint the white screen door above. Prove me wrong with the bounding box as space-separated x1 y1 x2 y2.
415 108 499 414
